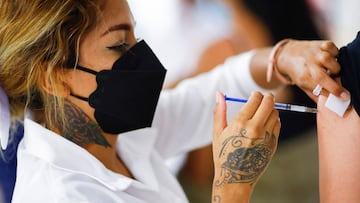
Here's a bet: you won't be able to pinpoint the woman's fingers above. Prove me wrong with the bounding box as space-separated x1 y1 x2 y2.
229 92 280 140
310 69 344 97
317 50 341 76
273 118 281 139
213 91 280 140
279 40 350 101
235 91 263 121
320 40 339 57
213 91 281 140
314 46 349 100
212 91 227 140
252 93 276 127
264 108 280 137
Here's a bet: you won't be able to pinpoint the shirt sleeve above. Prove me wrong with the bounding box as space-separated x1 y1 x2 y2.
152 51 273 159
338 31 360 117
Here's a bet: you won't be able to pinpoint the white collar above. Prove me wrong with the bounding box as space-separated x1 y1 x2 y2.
116 127 160 190
0 86 10 150
22 119 159 191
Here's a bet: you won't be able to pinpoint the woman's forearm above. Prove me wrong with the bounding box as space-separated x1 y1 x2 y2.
249 47 282 90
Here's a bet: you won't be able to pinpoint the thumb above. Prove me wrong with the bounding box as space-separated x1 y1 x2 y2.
212 91 227 140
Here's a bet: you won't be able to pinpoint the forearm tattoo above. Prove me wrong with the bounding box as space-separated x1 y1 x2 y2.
60 99 111 148
215 128 276 187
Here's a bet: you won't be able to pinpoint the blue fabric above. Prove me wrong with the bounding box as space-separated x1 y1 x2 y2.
0 123 24 203
338 31 360 117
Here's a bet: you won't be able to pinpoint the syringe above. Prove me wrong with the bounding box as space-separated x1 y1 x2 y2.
224 95 317 114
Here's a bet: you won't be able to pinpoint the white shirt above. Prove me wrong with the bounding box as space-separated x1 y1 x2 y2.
12 51 270 203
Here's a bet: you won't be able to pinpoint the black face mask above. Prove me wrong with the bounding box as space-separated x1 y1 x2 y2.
71 40 167 134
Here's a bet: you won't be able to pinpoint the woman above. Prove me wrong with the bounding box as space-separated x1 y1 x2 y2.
0 0 347 202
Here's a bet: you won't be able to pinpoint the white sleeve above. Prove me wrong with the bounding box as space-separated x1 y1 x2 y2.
152 51 272 159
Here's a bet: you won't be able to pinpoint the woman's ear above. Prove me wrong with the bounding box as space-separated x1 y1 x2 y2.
39 66 71 97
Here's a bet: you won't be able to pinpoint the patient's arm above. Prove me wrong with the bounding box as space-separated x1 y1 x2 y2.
317 95 360 202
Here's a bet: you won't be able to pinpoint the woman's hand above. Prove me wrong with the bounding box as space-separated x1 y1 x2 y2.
211 91 280 203
277 40 350 101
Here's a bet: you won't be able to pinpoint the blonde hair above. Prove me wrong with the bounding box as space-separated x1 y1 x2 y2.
0 0 100 132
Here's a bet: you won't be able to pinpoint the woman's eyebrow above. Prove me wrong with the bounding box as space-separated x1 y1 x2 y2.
101 23 132 37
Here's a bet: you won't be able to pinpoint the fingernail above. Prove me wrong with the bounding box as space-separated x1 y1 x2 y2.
340 91 349 100
216 92 221 104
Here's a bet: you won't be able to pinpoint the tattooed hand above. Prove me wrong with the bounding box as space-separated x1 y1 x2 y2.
211 91 281 203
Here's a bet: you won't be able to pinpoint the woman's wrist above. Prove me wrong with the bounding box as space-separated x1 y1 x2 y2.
212 173 254 203
249 48 284 90
266 39 294 85
212 182 253 203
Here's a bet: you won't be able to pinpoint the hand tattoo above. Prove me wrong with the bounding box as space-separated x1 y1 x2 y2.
60 99 111 148
215 128 276 187
213 195 221 203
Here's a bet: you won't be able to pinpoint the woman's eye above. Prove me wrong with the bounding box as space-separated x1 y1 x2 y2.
106 43 130 53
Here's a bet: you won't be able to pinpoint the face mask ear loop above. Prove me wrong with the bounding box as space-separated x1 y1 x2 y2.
0 86 11 150
70 65 97 102
76 66 98 75
70 93 89 102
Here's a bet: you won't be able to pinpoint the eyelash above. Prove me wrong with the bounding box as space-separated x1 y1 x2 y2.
107 43 130 53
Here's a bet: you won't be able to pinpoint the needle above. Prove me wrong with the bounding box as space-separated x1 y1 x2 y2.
224 95 317 113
